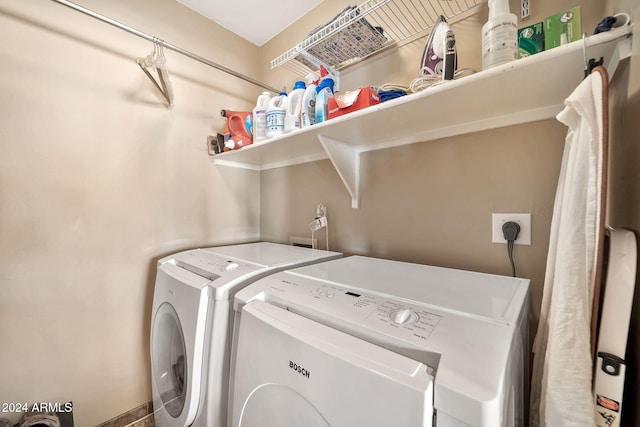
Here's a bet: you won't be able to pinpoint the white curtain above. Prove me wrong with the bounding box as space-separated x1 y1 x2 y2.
530 69 607 427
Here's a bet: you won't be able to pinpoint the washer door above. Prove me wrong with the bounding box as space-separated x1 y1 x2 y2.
230 301 434 427
152 302 188 417
240 384 330 427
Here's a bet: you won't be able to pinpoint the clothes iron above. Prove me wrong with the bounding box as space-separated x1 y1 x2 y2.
420 15 457 80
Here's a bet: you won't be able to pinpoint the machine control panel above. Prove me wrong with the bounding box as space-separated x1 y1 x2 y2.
260 277 444 346
368 301 442 343
173 250 255 280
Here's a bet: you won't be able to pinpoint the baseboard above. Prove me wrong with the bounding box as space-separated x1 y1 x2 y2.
95 402 152 427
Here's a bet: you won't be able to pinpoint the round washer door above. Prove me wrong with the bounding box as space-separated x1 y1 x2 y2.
152 301 188 418
239 384 330 427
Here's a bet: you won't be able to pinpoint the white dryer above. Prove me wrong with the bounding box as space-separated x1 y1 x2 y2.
229 256 530 427
150 242 342 427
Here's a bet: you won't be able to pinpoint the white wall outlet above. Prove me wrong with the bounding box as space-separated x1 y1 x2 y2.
521 0 531 20
492 213 531 245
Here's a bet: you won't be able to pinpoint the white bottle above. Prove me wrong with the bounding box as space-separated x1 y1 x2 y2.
481 0 518 70
314 77 335 125
252 91 271 143
266 92 287 139
301 72 319 128
284 81 306 133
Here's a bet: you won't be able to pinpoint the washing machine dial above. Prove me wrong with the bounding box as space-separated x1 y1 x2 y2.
389 308 417 325
224 262 240 271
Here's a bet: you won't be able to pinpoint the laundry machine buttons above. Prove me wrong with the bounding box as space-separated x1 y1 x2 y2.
311 288 336 298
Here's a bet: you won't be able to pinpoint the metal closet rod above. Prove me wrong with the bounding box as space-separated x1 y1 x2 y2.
50 0 280 93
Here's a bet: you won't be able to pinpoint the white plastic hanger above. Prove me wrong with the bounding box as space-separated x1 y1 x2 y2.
137 37 174 106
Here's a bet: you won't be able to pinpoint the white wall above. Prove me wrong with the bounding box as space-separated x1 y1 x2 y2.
0 0 261 424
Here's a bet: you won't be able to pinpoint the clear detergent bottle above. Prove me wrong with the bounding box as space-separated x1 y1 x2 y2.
252 91 271 143
481 0 518 69
266 91 288 139
284 81 306 133
314 77 335 124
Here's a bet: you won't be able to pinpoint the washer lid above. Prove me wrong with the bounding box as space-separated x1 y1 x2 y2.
200 242 341 268
163 243 342 299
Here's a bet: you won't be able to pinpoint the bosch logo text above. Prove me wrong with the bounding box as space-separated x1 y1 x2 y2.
289 361 310 379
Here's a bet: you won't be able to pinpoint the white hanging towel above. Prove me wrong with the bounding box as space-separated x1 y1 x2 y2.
530 67 608 427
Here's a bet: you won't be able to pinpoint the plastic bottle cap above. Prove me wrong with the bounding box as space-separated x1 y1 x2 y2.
488 0 511 18
293 81 306 90
315 78 335 94
305 72 319 84
316 81 330 93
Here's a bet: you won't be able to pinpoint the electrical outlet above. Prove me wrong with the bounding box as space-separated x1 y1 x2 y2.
289 236 317 248
310 216 328 232
521 0 530 20
492 213 531 245
207 135 217 155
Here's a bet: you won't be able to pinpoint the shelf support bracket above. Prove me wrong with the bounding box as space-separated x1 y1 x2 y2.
318 135 361 209
605 36 632 82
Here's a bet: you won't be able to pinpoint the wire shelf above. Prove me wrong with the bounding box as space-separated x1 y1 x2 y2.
271 0 485 75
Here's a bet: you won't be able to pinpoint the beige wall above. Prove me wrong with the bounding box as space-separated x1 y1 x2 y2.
0 0 260 425
2 0 637 425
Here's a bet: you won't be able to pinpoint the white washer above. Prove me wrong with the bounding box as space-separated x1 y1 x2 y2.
229 256 530 427
150 242 342 427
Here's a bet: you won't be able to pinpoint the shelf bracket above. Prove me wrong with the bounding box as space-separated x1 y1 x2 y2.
318 135 361 209
605 36 632 82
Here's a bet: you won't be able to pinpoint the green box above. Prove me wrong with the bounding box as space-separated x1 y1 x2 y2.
544 6 582 50
518 22 545 58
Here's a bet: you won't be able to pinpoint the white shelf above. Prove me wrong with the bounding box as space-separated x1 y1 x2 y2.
214 27 633 208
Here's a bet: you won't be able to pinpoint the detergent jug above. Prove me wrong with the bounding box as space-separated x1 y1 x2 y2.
252 92 271 143
301 72 319 128
221 109 252 150
266 92 287 139
284 81 306 133
315 77 335 124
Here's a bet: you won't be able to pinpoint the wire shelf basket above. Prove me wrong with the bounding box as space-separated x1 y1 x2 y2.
271 0 485 76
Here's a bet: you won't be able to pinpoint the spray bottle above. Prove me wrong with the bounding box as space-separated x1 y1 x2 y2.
481 0 518 70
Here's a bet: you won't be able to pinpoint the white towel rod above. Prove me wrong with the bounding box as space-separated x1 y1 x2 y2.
49 0 280 93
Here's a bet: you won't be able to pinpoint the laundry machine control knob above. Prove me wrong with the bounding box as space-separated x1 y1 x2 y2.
225 262 240 271
391 308 416 324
